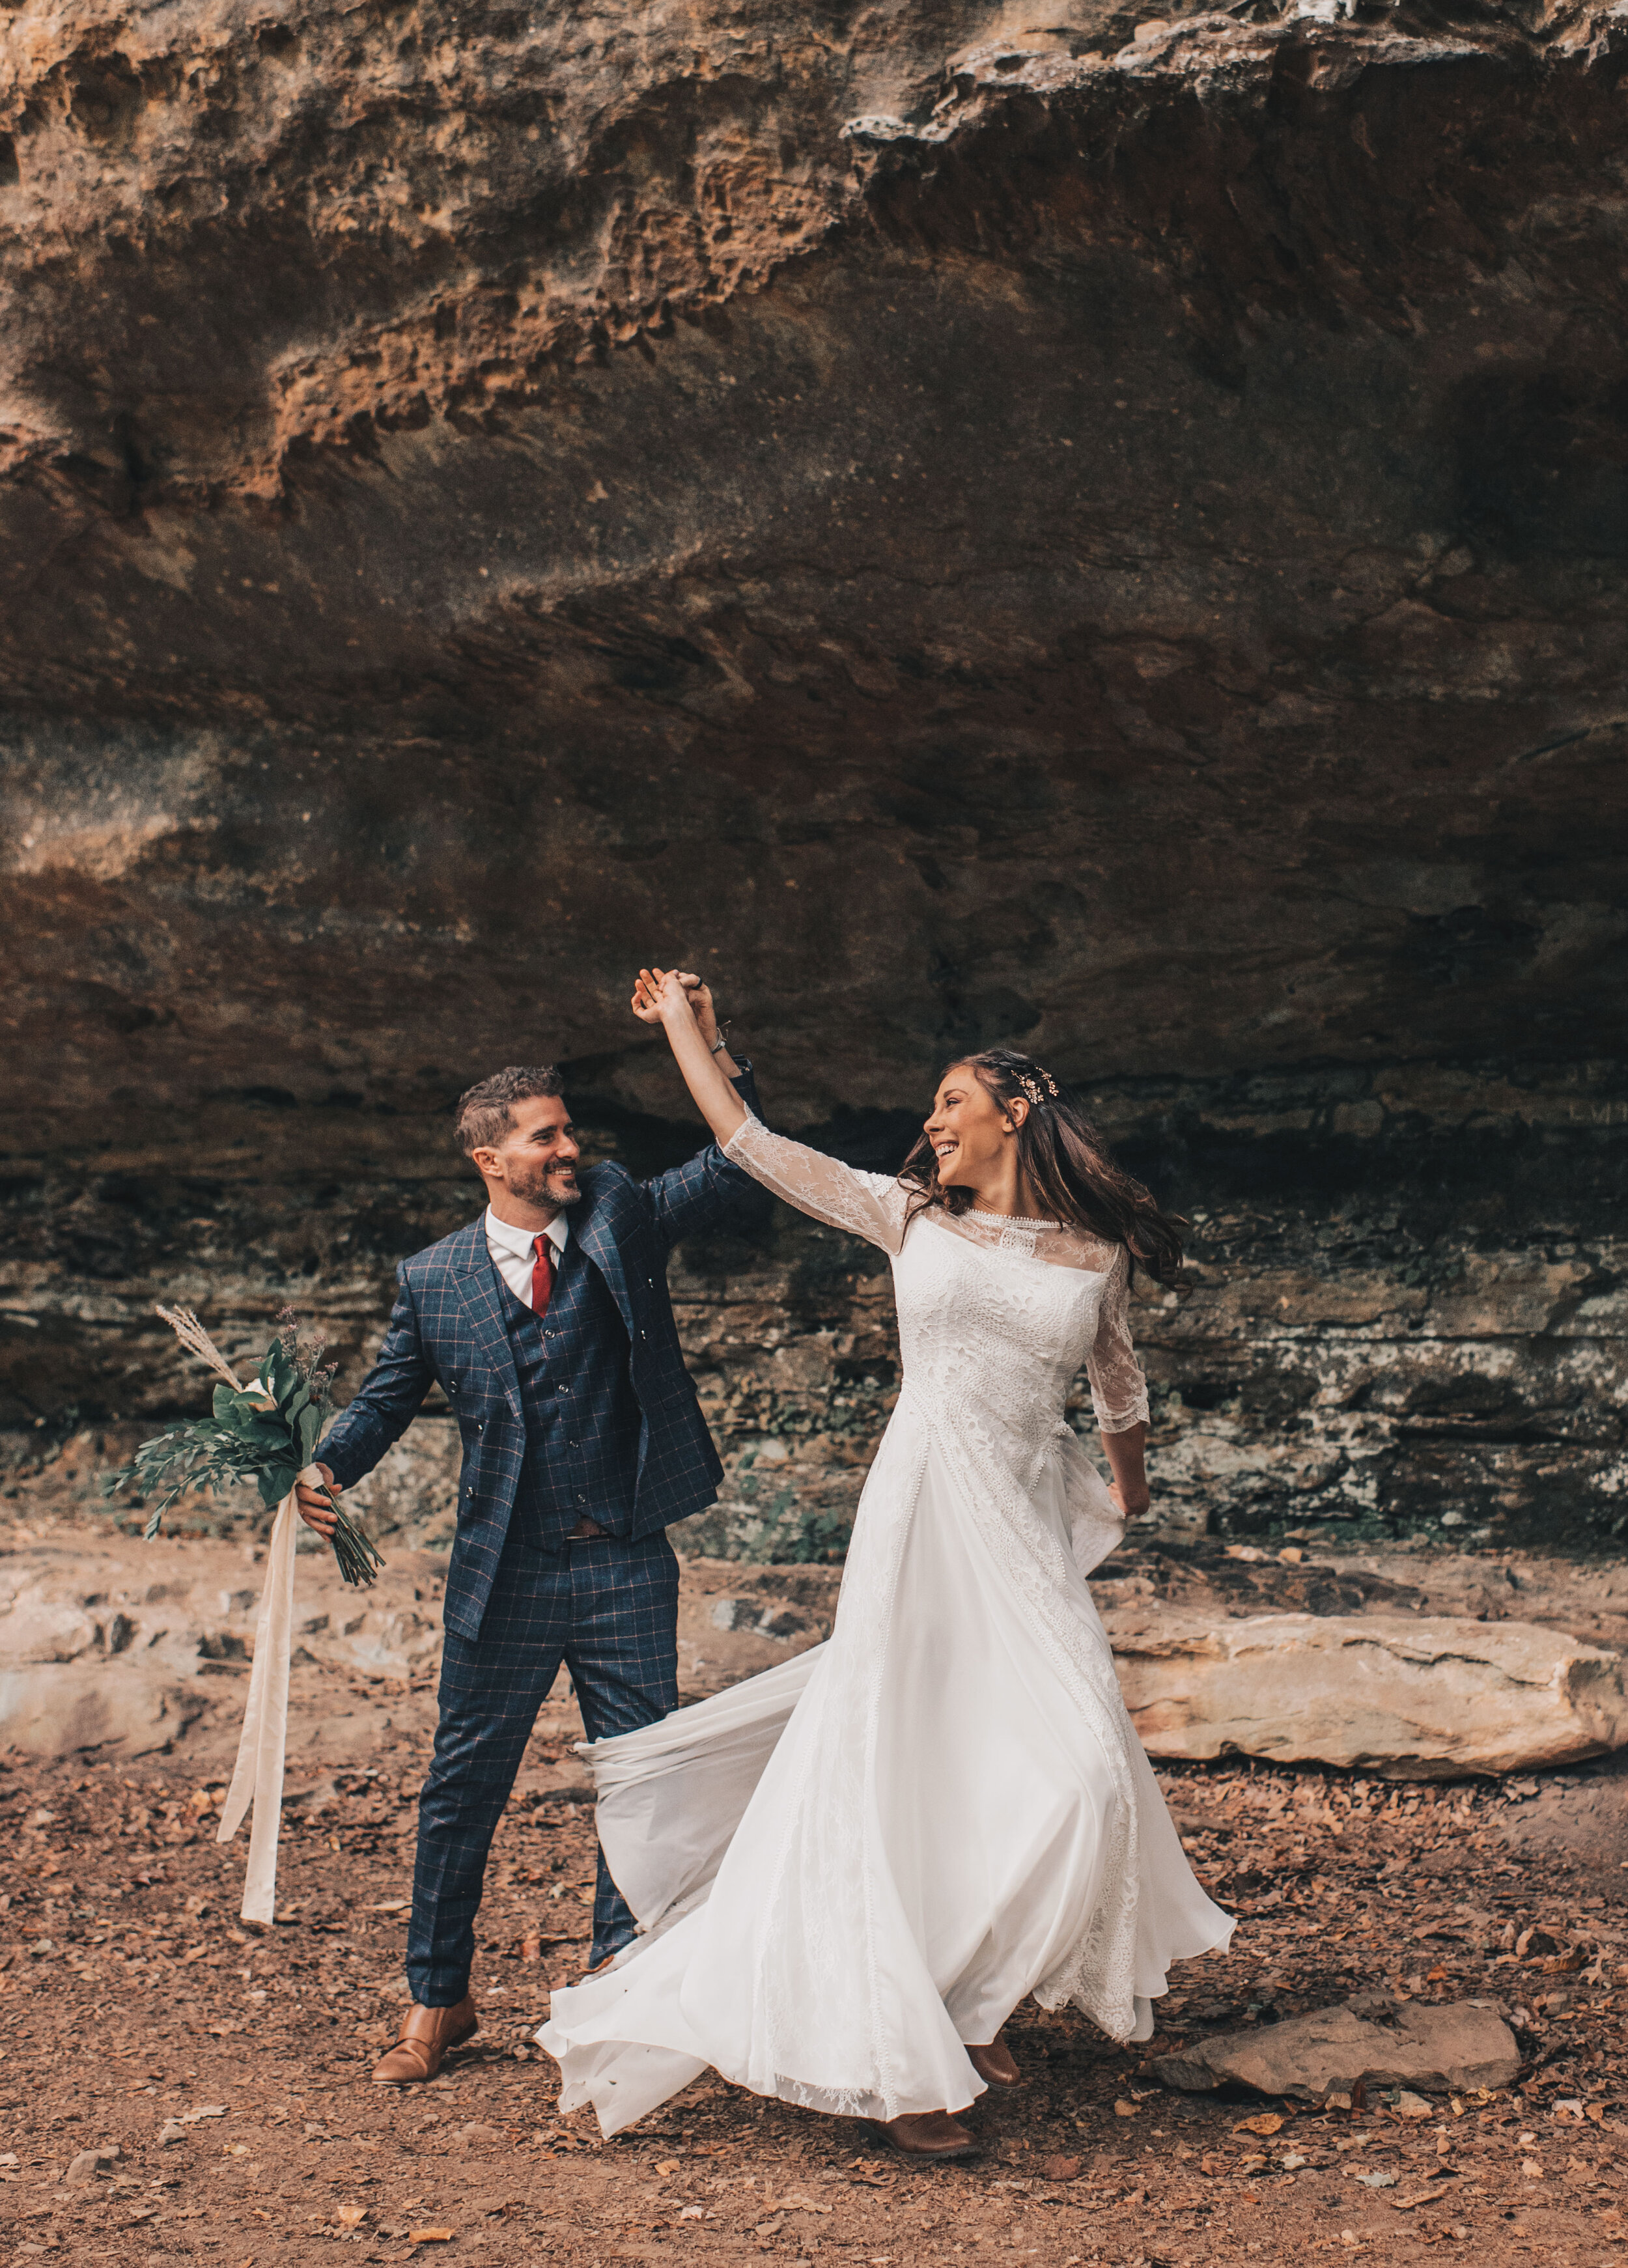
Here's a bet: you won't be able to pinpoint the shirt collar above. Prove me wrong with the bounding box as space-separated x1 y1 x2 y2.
484 1205 570 1261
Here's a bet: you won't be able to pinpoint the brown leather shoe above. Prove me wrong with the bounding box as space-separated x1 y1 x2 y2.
371 1995 479 2085
870 2110 977 2161
968 2032 1022 2086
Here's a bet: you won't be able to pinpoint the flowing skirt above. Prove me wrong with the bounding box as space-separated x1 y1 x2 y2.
539 1395 1231 2135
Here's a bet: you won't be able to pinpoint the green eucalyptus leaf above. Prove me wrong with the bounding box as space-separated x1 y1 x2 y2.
258 1464 298 1507
262 1343 298 1409
221 1397 290 1451
297 1403 322 1464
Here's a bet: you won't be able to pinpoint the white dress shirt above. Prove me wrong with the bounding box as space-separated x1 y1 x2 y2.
484 1205 570 1309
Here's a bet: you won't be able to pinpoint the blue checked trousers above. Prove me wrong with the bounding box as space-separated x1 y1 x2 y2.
407 1528 680 2002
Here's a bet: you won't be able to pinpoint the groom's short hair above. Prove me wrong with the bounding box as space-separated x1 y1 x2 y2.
455 1065 565 1157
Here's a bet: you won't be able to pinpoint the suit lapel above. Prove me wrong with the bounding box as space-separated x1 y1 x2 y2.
449 1219 523 1417
575 1179 636 1341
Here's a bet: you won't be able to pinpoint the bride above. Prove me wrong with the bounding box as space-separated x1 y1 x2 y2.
539 970 1231 2159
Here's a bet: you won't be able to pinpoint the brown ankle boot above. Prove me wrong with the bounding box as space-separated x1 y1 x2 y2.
371 1995 479 2084
871 2110 977 2161
968 2032 1021 2086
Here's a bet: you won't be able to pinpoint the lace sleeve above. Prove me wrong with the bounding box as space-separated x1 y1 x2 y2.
1085 1246 1151 1434
721 1117 909 1255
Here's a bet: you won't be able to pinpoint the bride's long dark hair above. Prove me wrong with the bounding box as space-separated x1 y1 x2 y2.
897 1048 1189 1291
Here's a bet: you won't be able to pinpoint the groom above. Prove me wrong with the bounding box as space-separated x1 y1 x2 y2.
295 980 761 2084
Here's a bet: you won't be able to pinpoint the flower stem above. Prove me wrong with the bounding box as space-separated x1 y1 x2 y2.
321 1486 384 1587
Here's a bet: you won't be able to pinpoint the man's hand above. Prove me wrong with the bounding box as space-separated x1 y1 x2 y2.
631 967 720 1048
679 974 721 1050
295 1462 341 1539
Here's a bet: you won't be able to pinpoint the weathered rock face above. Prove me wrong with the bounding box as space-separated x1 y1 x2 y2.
1 0 1623 1544
1106 1608 1628 1778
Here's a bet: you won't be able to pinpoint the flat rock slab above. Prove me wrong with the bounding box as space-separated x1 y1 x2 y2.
0 1530 832 1759
1152 1997 1520 2103
1103 1609 1628 1778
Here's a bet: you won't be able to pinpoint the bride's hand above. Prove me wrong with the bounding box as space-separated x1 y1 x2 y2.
631 967 719 1046
630 966 669 1025
1106 1481 1151 1521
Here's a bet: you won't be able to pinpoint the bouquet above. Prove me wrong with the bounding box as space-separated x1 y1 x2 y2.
105 1304 383 1587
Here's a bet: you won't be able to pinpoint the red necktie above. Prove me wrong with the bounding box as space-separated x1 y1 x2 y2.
531 1234 556 1319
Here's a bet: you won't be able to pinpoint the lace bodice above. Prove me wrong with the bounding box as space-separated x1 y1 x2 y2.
722 1117 1150 1434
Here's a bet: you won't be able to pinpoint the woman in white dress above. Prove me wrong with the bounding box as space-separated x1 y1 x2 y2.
539 971 1232 2159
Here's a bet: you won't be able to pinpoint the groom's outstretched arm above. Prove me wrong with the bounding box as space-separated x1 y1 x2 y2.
317 1268 437 1490
644 1057 768 1248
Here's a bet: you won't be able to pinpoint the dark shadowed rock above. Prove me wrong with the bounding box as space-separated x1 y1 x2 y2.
1151 1995 1520 2101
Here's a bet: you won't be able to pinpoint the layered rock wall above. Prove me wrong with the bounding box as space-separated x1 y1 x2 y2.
7 1054 1623 1554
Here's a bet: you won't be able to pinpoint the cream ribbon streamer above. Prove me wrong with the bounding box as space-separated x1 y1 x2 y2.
215 1465 313 1924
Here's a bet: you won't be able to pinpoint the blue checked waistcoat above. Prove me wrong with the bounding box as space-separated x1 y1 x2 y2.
318 1067 763 1643
498 1257 645 1548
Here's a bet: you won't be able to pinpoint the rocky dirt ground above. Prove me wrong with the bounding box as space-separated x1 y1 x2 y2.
3 1476 1627 2268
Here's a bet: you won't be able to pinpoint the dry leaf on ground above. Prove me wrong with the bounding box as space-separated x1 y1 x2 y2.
1234 2113 1286 2136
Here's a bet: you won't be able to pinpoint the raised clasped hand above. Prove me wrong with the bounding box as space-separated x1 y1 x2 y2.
630 966 718 1046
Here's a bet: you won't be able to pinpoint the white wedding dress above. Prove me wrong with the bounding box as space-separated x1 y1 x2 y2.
539 1120 1232 2135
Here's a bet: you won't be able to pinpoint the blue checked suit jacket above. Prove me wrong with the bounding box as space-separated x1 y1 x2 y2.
319 1067 763 1642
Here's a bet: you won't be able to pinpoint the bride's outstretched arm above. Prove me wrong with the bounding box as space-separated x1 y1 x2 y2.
638 966 750 1146
633 966 907 1253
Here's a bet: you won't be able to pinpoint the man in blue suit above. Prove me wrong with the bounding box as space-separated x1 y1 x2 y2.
295 981 761 2084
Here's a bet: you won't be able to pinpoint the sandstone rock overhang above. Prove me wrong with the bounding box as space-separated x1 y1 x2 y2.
1 0 1623 1120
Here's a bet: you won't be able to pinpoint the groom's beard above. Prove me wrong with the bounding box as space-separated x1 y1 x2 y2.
507 1160 583 1210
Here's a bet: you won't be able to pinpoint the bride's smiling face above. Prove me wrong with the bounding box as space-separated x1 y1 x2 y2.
923 1065 1022 1190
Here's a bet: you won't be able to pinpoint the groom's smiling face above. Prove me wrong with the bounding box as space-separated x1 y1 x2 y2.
473 1094 583 1215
